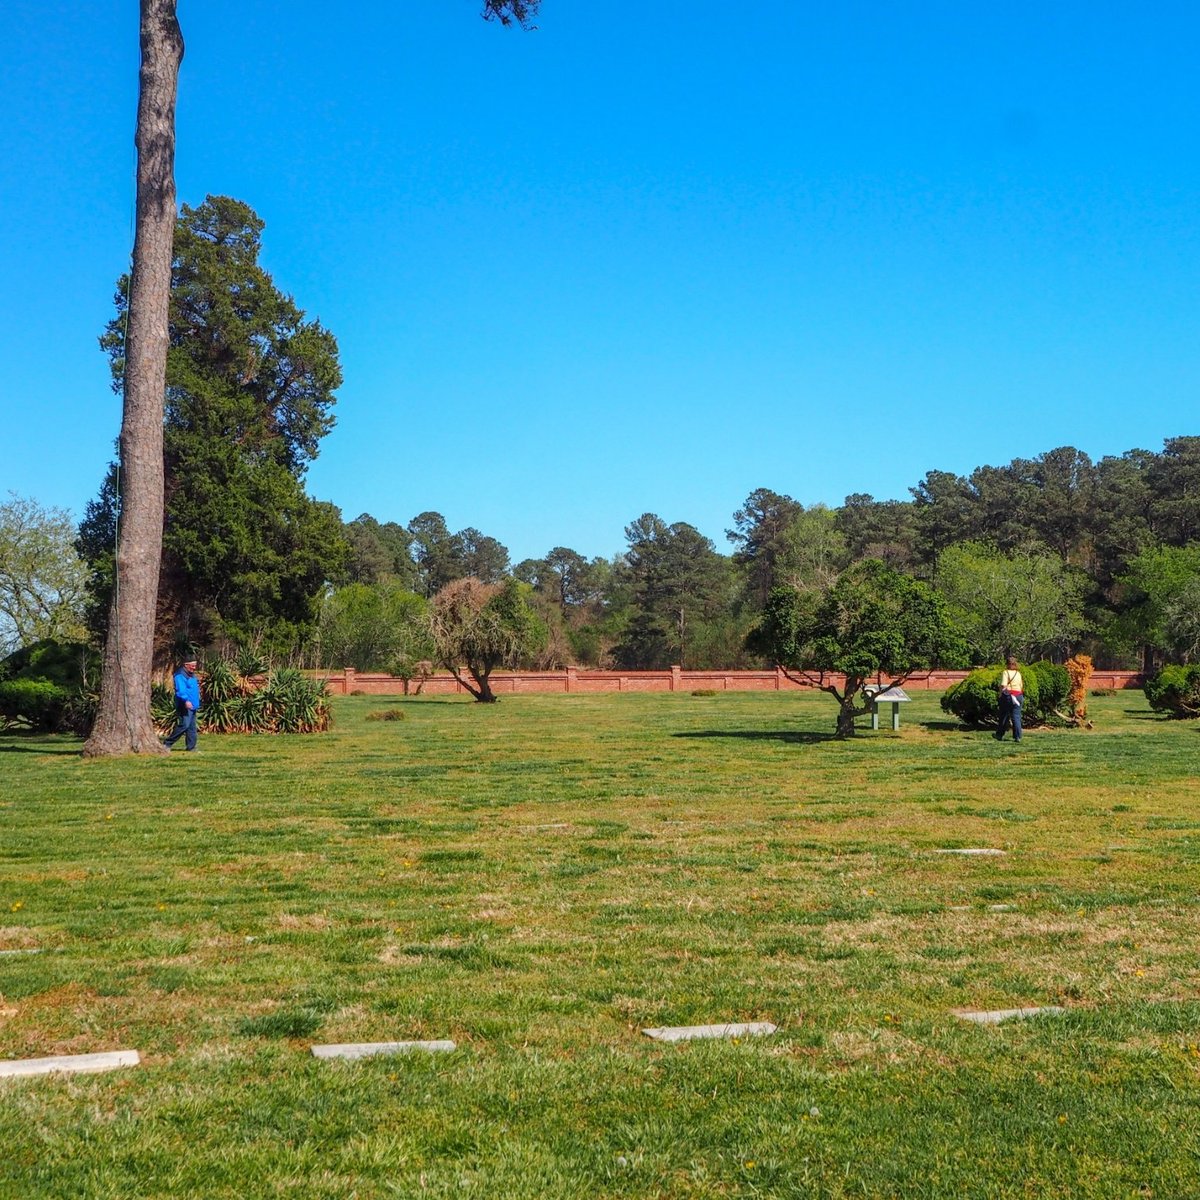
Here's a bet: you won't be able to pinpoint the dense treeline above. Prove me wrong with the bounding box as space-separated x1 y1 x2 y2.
328 435 1200 673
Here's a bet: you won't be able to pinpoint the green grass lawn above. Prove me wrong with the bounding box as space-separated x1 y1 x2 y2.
2 690 1199 1198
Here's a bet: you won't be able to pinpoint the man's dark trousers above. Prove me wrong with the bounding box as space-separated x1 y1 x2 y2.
165 704 198 751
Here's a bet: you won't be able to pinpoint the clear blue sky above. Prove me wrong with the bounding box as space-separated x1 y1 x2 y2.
2 2 1198 565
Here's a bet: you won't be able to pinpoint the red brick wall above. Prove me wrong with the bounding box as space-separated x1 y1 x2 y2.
319 667 1145 697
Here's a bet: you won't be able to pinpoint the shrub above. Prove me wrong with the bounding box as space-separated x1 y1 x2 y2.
151 683 176 731
60 689 98 737
0 639 91 689
0 638 95 734
0 678 70 732
153 659 333 735
941 661 1070 729
691 689 718 697
366 709 406 722
259 669 333 733
1144 664 1200 718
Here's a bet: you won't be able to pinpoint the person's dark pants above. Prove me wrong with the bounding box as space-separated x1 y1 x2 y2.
996 694 1022 742
164 703 198 751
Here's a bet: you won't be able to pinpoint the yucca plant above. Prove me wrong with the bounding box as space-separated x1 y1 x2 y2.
261 669 332 733
234 644 268 680
151 683 176 734
153 654 331 736
229 689 269 733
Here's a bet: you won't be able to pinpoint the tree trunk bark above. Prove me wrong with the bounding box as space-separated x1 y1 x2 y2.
83 0 183 758
835 701 857 739
469 669 498 703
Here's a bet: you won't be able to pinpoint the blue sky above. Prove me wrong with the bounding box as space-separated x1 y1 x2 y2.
2 2 1198 564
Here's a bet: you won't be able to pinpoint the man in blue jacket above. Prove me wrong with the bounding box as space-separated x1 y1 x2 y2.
164 658 202 752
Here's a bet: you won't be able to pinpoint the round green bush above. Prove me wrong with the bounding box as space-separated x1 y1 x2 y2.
0 639 91 688
1144 664 1200 718
941 661 1070 729
0 678 71 732
0 639 96 734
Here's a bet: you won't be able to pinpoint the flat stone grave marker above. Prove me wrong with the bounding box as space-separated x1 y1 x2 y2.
935 848 1006 857
642 1021 778 1043
311 1040 455 1060
0 1050 140 1080
955 1007 1065 1026
0 949 42 957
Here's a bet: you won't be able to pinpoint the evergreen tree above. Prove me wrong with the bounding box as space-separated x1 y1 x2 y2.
615 514 733 669
92 196 347 653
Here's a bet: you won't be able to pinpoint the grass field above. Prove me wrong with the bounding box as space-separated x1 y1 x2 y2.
2 689 1199 1198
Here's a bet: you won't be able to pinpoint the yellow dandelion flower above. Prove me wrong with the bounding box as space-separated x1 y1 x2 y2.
10 901 24 913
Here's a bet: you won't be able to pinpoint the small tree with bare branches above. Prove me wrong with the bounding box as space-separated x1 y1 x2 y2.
428 578 545 703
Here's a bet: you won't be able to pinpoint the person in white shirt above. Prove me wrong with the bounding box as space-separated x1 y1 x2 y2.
995 656 1024 743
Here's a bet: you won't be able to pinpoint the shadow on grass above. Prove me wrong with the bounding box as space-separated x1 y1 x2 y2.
673 730 839 745
0 741 80 755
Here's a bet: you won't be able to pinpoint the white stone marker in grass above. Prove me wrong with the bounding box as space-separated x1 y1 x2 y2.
935 848 1006 856
642 1022 778 1043
311 1040 456 1060
0 1050 140 1080
955 1007 1065 1025
0 949 42 957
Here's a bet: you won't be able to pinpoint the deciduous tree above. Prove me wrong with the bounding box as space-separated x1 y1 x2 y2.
777 504 850 591
317 581 429 674
1107 544 1200 669
428 577 545 702
0 495 89 655
752 560 967 737
934 541 1086 663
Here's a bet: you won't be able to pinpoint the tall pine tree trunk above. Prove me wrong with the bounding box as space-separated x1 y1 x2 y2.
84 1 183 757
